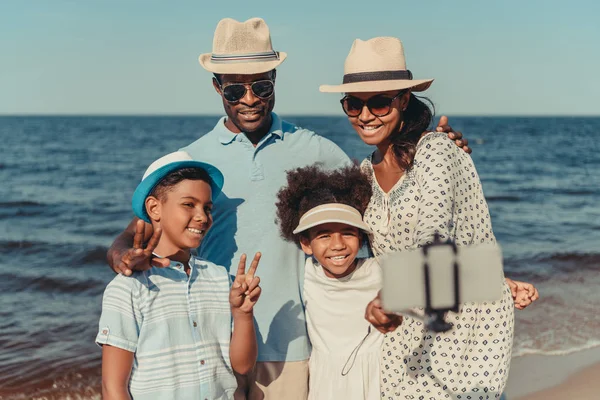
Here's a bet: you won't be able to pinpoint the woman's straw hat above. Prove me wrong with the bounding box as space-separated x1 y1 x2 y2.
319 37 433 93
199 17 287 75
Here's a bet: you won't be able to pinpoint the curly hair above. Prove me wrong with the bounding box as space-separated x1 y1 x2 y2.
275 163 372 243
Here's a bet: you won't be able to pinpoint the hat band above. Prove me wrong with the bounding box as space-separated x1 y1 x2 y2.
299 205 361 223
210 51 280 64
342 70 413 84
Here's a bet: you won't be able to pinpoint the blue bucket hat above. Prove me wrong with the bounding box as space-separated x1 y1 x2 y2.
132 151 224 223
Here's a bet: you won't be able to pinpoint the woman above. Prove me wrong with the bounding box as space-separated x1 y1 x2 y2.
320 37 534 399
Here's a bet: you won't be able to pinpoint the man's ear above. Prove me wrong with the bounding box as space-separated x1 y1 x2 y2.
212 77 222 95
299 235 313 256
145 196 161 222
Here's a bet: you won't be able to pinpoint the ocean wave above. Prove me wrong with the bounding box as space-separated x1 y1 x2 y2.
0 273 103 294
1 393 100 400
555 189 599 196
0 240 41 250
537 252 600 264
512 340 600 358
0 369 101 400
485 195 522 202
0 201 45 207
504 251 600 279
0 240 62 259
28 276 103 294
0 240 108 263
74 246 109 264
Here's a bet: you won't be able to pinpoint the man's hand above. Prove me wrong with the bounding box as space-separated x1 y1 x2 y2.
506 278 540 310
230 253 262 314
436 115 472 154
365 291 403 334
109 220 169 276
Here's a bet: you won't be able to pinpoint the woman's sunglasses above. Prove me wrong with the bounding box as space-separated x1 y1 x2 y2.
340 91 405 117
218 80 275 103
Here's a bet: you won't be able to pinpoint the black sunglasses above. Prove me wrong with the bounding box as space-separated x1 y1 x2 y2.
340 91 405 117
218 80 275 103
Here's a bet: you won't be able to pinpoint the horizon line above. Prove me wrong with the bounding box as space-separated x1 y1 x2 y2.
1 113 600 118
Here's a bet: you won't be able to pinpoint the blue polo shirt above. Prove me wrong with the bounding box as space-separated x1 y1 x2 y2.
181 113 350 362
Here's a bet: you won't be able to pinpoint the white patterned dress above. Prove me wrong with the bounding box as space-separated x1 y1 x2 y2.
361 132 514 400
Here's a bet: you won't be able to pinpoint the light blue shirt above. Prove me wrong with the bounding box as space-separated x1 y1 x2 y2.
96 256 237 399
182 113 351 361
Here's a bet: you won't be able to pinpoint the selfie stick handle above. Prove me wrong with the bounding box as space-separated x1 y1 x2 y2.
422 233 460 333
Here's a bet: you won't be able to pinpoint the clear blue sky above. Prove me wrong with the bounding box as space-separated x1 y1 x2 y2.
1 0 598 116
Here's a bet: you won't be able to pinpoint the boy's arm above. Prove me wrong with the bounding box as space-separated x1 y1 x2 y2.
229 253 262 374
102 345 134 400
107 218 168 275
97 275 141 398
230 311 258 375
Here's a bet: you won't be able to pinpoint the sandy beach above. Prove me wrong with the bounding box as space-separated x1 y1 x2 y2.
505 346 600 399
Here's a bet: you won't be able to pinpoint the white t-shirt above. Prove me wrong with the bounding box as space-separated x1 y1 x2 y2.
303 257 383 400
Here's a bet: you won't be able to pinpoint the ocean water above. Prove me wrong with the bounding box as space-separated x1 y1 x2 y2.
1 115 599 399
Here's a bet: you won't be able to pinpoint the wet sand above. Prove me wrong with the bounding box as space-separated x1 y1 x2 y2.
505 346 600 399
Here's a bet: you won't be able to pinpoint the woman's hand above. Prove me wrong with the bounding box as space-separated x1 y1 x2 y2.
365 291 403 333
230 253 262 315
506 278 540 310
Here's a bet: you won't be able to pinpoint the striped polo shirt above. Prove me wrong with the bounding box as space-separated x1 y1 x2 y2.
96 256 236 399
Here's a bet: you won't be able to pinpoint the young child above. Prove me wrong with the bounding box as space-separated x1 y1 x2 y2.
97 151 261 400
276 164 382 400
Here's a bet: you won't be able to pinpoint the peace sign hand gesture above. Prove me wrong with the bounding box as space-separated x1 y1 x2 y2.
230 253 262 315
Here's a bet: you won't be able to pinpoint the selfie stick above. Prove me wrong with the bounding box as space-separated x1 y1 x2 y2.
381 234 503 334
420 233 460 332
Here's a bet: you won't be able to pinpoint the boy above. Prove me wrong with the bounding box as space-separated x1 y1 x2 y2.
97 151 261 399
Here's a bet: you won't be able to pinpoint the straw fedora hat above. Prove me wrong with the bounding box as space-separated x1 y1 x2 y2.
199 17 287 75
320 37 433 93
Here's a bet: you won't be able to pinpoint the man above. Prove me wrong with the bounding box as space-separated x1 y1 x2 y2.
107 17 470 399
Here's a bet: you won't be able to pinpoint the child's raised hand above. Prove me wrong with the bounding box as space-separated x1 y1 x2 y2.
506 278 540 310
230 253 262 314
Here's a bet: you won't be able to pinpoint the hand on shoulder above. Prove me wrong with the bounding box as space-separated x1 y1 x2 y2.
429 115 472 154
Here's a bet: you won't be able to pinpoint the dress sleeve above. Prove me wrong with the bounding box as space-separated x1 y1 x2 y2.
96 274 143 352
413 132 494 247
